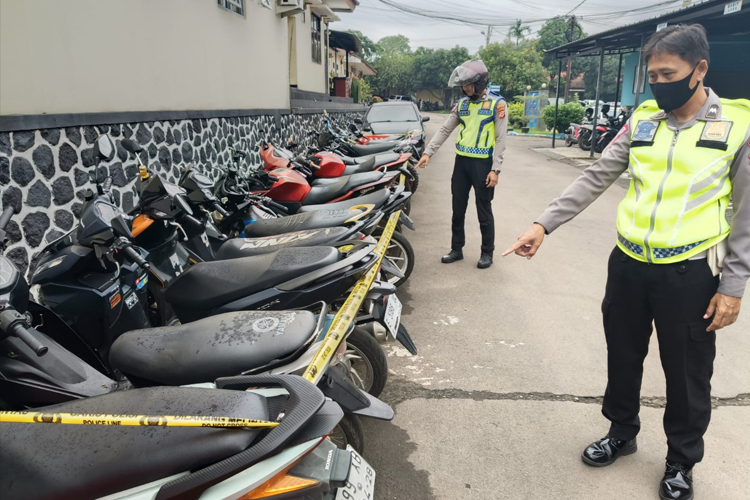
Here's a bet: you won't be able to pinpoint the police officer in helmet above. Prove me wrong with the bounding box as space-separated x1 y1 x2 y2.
505 24 750 500
417 60 508 269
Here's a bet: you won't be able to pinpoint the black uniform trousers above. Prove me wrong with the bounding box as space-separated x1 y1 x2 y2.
451 154 495 254
602 247 718 465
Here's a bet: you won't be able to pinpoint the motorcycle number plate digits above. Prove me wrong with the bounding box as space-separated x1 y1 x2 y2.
336 446 376 500
384 294 402 340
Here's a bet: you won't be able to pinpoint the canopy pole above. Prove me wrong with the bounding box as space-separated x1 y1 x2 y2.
613 52 623 117
552 58 563 148
633 33 646 109
590 48 605 158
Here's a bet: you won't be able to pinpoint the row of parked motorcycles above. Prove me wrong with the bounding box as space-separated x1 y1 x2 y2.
565 103 631 153
0 119 426 500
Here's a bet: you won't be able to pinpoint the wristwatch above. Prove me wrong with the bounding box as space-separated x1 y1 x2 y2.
492 169 501 174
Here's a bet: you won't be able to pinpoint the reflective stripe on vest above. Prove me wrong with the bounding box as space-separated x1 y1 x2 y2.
455 96 502 159
616 98 750 264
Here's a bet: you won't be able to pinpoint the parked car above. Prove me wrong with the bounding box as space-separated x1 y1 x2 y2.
363 101 430 153
389 95 414 102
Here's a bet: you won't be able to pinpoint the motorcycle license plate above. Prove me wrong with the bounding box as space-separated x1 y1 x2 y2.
336 445 376 500
384 294 402 340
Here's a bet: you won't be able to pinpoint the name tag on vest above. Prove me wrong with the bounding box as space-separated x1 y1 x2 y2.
632 120 660 146
697 121 733 151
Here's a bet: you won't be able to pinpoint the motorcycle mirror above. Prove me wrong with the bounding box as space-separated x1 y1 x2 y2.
111 214 133 239
348 123 358 133
121 139 143 154
354 118 363 125
174 194 194 216
93 136 116 162
421 116 430 122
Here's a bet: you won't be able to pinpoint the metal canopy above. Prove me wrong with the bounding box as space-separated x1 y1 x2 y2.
548 0 750 59
328 30 362 53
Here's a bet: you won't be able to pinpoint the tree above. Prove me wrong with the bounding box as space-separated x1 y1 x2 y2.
347 30 377 61
412 45 470 91
537 17 586 74
509 20 531 46
541 101 585 133
582 55 622 101
479 41 548 99
368 52 415 96
375 35 411 56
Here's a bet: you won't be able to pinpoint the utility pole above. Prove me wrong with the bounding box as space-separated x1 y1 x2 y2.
485 25 493 47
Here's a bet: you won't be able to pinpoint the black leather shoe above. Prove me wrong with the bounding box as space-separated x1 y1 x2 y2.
441 250 463 264
660 461 694 500
581 436 637 467
477 252 493 269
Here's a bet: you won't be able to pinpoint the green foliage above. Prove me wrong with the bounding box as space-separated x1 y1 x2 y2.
368 52 414 96
508 101 527 129
541 102 585 133
537 17 585 73
358 78 372 102
347 30 377 62
509 20 531 46
582 54 622 101
412 46 470 91
375 35 411 56
479 41 548 99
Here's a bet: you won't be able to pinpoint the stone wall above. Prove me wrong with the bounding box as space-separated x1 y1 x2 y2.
0 111 362 276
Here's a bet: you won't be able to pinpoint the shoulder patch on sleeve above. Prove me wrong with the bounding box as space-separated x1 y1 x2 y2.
451 103 458 114
496 101 506 119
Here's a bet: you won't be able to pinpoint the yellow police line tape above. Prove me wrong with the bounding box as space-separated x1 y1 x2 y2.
0 411 280 428
302 208 401 385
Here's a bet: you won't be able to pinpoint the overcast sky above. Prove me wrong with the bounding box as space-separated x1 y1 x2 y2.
336 0 694 54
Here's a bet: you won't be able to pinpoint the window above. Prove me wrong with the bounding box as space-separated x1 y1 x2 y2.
311 14 322 64
365 105 419 123
218 0 245 17
633 62 647 95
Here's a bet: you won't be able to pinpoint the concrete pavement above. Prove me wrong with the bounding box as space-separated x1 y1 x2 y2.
363 112 750 499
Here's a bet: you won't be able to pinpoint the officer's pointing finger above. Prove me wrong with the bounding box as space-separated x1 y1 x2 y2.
502 240 525 257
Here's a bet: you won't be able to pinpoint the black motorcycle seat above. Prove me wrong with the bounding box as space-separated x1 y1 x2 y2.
305 171 384 205
216 227 349 259
298 187 390 213
342 153 401 175
244 209 357 237
110 310 316 385
165 246 341 313
0 387 268 500
349 141 398 156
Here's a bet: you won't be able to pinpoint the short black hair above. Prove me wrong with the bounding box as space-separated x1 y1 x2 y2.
643 24 710 66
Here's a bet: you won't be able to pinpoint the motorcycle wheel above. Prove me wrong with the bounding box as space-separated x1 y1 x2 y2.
595 136 612 154
373 229 415 287
329 414 365 454
343 327 388 397
565 137 574 147
578 130 592 151
406 164 420 193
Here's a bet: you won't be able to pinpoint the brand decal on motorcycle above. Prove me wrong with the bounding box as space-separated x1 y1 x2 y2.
252 317 280 333
325 449 334 470
109 292 122 309
169 254 183 275
201 233 210 247
632 120 660 143
700 121 732 142
258 298 281 310
240 230 319 250
136 274 148 290
125 293 139 309
359 187 375 195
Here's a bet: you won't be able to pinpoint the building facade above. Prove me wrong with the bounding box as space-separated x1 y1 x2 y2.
0 0 364 275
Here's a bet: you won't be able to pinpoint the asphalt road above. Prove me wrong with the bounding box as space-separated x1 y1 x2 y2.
363 113 750 500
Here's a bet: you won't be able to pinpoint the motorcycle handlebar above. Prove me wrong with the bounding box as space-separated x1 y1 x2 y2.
267 199 288 213
212 201 230 217
0 207 14 231
10 322 48 357
123 245 150 269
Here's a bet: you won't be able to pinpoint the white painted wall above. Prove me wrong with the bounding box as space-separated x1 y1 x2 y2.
0 0 291 115
291 6 327 94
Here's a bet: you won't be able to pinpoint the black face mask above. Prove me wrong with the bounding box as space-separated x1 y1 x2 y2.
649 65 700 113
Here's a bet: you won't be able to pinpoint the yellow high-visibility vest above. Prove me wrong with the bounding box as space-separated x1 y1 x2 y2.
616 98 750 263
455 95 504 159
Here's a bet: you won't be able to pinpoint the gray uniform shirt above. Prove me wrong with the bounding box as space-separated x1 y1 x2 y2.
423 93 508 171
536 89 750 298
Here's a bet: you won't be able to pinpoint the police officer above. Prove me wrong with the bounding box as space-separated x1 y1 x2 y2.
504 25 749 500
416 60 507 269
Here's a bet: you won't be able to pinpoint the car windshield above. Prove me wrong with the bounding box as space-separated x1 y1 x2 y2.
366 105 418 123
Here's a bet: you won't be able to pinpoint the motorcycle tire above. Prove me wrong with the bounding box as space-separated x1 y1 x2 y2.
402 198 411 217
373 228 415 288
344 327 388 397
578 130 592 151
565 138 574 147
406 164 420 193
595 137 612 154
329 414 365 454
